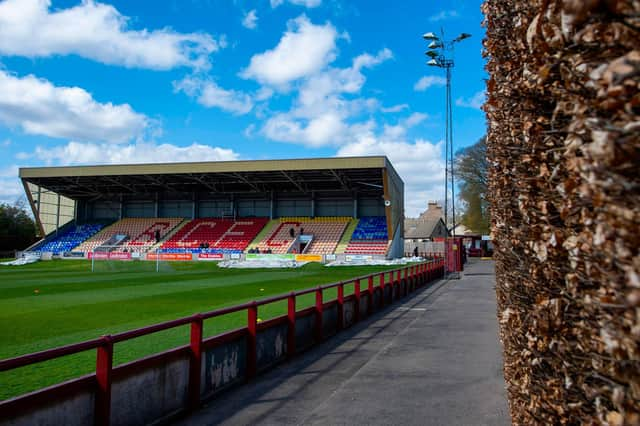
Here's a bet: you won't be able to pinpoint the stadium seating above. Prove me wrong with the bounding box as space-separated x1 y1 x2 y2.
76 218 184 253
160 218 269 254
344 216 389 255
31 223 105 254
255 217 350 254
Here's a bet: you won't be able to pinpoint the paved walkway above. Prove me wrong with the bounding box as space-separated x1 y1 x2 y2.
176 260 509 426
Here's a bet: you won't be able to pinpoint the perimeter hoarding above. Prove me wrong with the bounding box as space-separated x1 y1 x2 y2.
197 253 224 260
88 252 132 260
146 253 193 261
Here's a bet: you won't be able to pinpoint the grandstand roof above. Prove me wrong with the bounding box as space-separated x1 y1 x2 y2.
20 156 400 199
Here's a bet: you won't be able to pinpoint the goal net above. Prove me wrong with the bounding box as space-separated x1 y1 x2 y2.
89 247 176 273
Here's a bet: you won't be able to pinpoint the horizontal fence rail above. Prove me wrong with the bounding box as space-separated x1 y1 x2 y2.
0 259 445 426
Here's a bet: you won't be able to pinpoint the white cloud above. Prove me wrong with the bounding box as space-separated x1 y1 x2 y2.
378 112 427 140
261 48 392 147
0 165 23 205
297 48 391 108
255 87 274 101
26 141 239 166
1 138 10 147
241 15 337 86
243 124 256 138
174 76 253 115
270 0 321 8
242 9 258 29
404 112 428 127
0 70 148 142
414 75 446 91
336 120 445 217
0 0 220 70
263 111 347 147
456 91 485 109
428 10 459 22
381 104 409 113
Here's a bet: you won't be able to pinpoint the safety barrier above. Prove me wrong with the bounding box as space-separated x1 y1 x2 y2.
0 260 445 426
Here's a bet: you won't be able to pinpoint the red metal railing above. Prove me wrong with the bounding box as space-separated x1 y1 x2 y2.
0 259 444 425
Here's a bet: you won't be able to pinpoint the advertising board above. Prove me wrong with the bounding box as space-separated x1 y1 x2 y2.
62 251 85 258
294 254 323 262
198 253 224 260
88 252 131 260
146 253 193 261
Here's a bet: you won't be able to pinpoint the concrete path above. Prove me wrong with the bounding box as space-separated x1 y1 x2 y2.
176 260 509 426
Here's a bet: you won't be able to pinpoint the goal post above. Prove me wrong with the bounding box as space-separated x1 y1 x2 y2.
89 247 161 273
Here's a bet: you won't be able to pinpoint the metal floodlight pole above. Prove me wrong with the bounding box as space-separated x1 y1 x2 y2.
424 30 470 272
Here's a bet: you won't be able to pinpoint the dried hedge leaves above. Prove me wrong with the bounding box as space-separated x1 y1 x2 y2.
483 0 639 424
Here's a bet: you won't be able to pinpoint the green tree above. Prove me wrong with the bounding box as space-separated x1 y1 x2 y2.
0 199 37 251
455 136 489 234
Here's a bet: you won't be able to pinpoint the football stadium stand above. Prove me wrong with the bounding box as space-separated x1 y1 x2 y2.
32 223 105 254
160 218 269 254
76 218 184 253
254 217 350 255
33 216 389 257
344 216 389 255
19 157 405 258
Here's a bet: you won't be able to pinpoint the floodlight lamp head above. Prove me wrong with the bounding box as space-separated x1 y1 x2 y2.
427 59 440 66
426 51 439 59
423 32 438 40
427 41 441 49
454 33 472 42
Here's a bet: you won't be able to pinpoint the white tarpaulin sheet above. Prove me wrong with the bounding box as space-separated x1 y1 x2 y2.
325 256 424 267
218 259 309 268
1 253 41 266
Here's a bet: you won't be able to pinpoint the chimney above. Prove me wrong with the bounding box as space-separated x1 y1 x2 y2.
420 201 444 220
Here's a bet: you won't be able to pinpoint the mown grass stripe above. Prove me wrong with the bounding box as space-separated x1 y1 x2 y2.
0 260 398 400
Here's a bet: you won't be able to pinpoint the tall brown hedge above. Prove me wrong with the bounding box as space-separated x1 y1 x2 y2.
483 0 639 424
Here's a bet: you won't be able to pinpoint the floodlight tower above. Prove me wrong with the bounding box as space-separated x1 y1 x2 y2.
423 31 471 240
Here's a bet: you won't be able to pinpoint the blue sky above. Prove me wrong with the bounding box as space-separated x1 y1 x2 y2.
0 0 486 216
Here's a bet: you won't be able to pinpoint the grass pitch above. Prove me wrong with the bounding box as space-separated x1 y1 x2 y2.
0 260 399 400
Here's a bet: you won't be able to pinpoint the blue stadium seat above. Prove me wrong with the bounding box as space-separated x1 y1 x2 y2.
351 217 388 241
32 223 105 254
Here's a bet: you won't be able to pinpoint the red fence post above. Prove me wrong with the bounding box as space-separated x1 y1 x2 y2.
315 287 323 343
247 303 257 379
188 314 203 411
287 292 296 359
337 282 344 330
409 266 413 292
409 266 414 292
367 276 374 316
379 273 385 309
403 268 409 296
354 279 361 323
95 335 113 426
